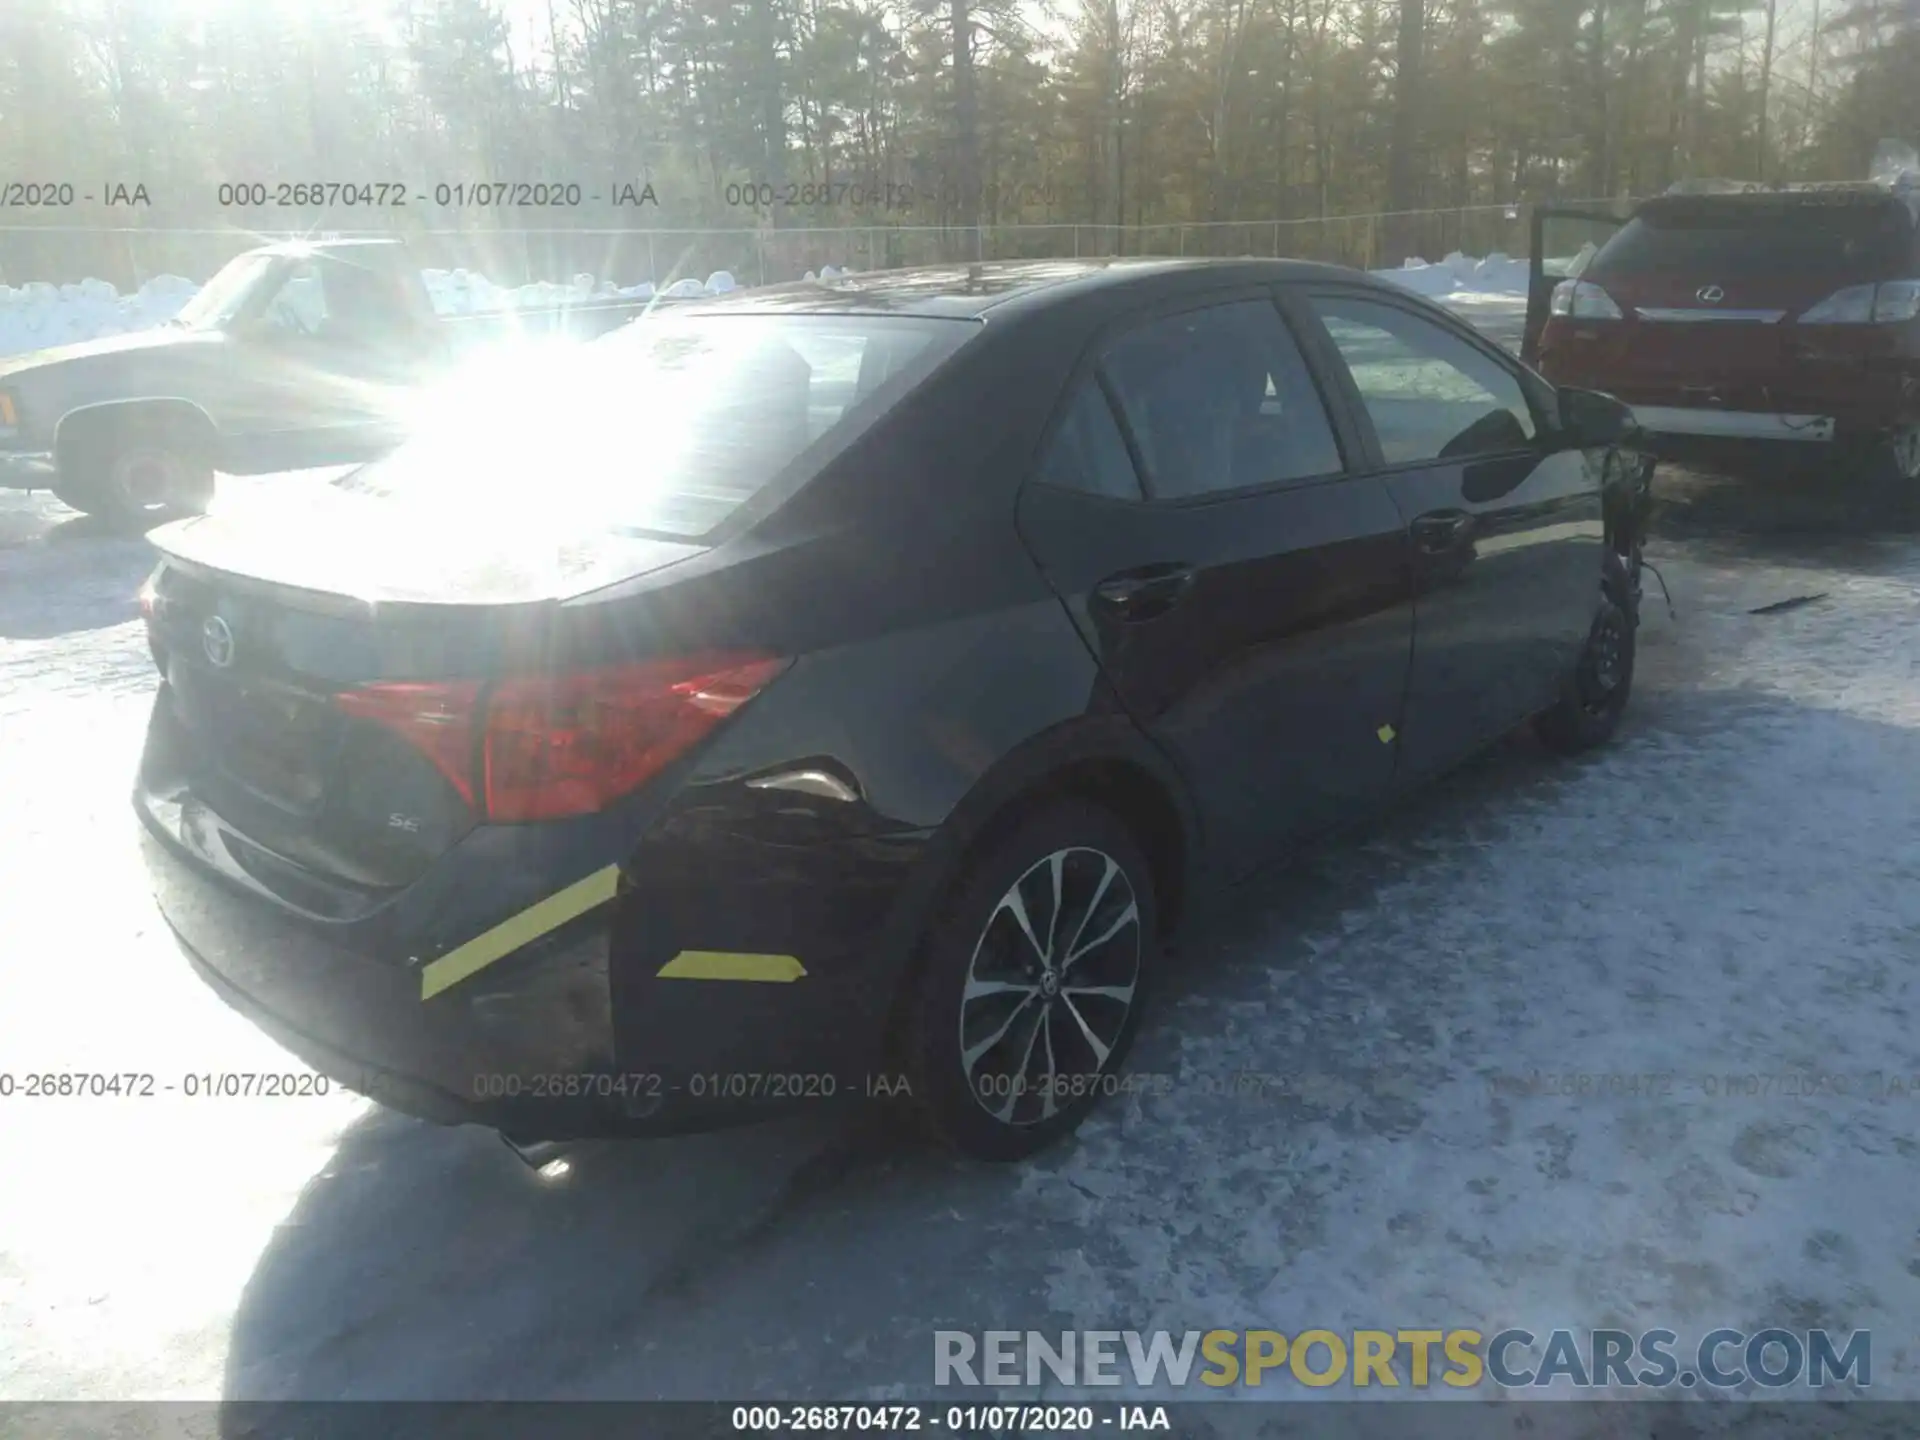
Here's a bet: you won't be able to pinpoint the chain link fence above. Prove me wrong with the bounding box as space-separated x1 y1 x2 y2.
0 199 1633 294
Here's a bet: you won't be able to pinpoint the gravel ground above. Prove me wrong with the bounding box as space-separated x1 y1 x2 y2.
3 452 1919 1428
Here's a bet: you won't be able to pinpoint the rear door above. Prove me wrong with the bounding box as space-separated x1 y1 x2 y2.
1291 287 1603 783
1522 207 1625 365
1016 290 1416 874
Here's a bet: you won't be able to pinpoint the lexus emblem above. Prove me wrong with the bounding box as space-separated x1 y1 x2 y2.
201 614 236 669
1696 285 1726 303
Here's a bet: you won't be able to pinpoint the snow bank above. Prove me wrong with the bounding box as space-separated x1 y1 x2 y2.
0 275 198 357
1369 249 1531 299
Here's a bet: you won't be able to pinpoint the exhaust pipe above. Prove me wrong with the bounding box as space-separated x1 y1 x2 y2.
501 1133 574 1173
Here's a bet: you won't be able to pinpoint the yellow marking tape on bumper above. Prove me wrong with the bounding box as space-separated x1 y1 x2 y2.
656 951 807 982
418 864 622 1001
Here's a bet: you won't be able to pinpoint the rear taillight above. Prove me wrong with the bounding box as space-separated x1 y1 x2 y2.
332 653 789 823
481 654 789 822
333 680 484 807
1550 279 1624 320
1799 280 1920 324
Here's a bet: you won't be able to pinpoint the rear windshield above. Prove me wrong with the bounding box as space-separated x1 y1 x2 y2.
336 312 978 539
1592 199 1913 278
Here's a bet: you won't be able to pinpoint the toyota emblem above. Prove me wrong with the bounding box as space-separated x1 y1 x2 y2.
201 614 236 668
1696 285 1726 303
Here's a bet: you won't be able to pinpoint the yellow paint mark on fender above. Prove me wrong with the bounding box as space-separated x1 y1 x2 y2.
1377 724 1397 744
418 864 622 1001
657 951 808 982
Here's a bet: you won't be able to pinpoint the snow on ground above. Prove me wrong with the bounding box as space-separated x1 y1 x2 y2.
5 458 1920 1415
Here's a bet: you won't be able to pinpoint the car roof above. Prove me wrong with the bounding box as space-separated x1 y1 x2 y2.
663 257 1409 320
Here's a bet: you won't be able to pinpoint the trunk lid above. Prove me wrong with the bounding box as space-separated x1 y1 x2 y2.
152 474 704 606
146 482 705 889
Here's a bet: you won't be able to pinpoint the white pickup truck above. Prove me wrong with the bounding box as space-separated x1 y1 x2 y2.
0 237 700 525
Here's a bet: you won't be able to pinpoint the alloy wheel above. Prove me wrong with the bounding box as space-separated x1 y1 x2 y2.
958 846 1142 1128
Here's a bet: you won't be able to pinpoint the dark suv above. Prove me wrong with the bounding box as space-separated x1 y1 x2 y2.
1522 179 1920 486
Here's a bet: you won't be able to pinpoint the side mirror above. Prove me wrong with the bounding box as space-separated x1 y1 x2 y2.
1559 386 1637 448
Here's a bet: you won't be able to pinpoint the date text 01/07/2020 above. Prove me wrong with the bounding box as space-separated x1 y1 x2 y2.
0 1071 332 1099
465 1071 894 1103
210 181 661 208
728 1403 1173 1431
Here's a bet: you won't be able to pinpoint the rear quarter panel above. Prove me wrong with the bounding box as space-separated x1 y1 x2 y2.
582 308 1200 1085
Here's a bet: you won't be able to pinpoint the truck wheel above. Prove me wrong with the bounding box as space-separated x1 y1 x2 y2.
54 414 216 529
1840 425 1920 523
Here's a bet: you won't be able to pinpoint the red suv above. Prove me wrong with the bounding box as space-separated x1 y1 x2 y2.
1522 180 1920 486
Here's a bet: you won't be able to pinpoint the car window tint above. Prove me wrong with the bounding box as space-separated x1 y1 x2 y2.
1035 381 1144 500
1098 299 1343 499
1593 201 1912 278
786 332 869 441
1308 295 1536 465
319 261 402 333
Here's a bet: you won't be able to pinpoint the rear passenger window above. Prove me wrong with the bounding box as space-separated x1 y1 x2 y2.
1307 295 1536 465
1035 381 1145 501
1097 299 1343 500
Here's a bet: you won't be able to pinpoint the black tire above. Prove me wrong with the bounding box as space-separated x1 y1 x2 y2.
1847 426 1920 523
903 799 1160 1162
1534 563 1636 755
53 413 216 529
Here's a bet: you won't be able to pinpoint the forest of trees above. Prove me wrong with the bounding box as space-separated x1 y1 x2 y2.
0 0 1915 285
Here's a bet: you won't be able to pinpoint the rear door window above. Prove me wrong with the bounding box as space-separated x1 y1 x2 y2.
337 314 979 539
1034 382 1145 501
1096 299 1345 499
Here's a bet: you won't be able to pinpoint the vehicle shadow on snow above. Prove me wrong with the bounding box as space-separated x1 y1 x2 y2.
1651 459 1920 542
214 673 1918 1424
205 669 1861 1419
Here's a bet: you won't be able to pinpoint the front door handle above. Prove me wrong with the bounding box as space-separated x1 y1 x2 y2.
1410 511 1474 555
1091 563 1196 622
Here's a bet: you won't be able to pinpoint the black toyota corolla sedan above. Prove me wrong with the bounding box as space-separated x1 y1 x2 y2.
135 258 1648 1161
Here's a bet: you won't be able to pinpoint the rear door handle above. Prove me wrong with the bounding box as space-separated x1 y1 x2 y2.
1091 563 1196 622
1410 511 1474 555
